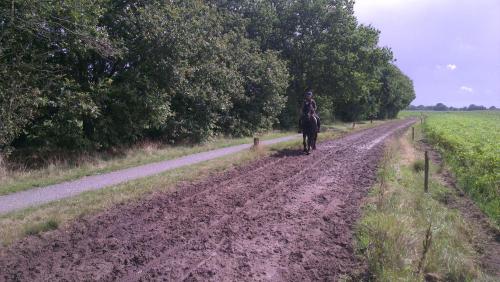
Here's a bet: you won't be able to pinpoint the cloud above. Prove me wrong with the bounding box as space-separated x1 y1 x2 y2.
460 86 473 93
446 64 457 70
435 64 457 71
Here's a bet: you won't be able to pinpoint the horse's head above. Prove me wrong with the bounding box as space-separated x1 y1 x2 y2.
306 107 316 120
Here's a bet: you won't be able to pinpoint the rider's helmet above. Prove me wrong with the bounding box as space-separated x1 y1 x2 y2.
305 91 313 98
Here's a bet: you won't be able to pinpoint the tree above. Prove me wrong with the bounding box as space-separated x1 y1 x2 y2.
1 0 416 155
434 103 448 111
467 104 486 111
1 0 117 150
375 64 415 119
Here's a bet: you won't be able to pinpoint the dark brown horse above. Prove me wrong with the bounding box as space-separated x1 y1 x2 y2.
301 109 318 154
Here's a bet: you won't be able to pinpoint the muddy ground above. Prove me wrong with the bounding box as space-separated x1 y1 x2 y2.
0 120 414 281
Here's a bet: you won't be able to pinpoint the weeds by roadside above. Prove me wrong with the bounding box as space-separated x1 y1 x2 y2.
0 154 6 180
24 219 59 236
356 127 495 281
412 159 425 173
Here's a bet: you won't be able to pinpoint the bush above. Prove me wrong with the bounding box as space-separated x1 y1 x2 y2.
24 219 59 236
412 160 425 173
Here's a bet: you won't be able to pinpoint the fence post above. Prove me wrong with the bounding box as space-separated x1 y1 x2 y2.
253 137 260 147
352 122 355 129
412 127 415 141
424 151 429 192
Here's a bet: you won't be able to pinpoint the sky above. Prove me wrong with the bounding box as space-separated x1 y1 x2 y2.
354 0 500 107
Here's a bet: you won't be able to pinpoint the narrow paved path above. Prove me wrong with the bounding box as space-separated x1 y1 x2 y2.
0 135 300 215
0 119 415 281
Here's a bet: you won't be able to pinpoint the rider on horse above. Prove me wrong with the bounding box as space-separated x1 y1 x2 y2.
299 91 321 133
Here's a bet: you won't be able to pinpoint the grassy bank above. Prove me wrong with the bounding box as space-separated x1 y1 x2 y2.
0 120 385 246
355 126 495 281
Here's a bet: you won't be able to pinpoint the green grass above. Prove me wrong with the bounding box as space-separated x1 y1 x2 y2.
23 219 59 236
422 111 500 226
0 120 388 246
412 159 425 173
0 131 294 196
355 128 495 281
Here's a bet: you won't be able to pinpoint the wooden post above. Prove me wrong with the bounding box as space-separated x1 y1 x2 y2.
253 137 260 147
424 151 429 192
412 127 415 141
352 122 355 129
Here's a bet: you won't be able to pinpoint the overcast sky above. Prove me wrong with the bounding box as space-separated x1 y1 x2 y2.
354 0 500 107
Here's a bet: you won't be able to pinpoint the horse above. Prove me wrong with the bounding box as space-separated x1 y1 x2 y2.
301 109 318 155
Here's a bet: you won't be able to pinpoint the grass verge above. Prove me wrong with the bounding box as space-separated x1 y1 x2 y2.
355 126 495 281
0 131 294 196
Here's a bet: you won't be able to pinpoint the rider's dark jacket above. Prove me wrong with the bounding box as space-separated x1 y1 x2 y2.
302 99 317 115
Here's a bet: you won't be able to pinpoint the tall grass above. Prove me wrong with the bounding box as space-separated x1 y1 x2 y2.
23 219 59 236
356 129 494 281
0 154 6 180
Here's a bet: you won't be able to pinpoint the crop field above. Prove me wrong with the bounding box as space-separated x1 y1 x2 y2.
420 111 499 225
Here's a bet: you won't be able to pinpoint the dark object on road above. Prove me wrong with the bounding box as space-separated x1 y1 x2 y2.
301 108 318 154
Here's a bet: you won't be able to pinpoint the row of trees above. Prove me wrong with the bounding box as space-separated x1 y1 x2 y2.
1 0 415 153
408 104 498 111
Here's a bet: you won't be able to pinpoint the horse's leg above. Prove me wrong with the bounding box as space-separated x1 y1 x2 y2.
312 132 317 150
306 135 310 155
303 133 307 153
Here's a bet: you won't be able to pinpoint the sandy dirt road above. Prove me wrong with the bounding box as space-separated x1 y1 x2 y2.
0 119 414 281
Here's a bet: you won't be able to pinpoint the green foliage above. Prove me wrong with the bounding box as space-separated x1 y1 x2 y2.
24 218 59 236
376 64 416 119
412 160 425 173
1 0 414 154
424 111 500 225
210 0 415 123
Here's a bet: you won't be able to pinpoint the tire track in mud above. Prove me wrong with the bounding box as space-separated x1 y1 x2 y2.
0 119 415 282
